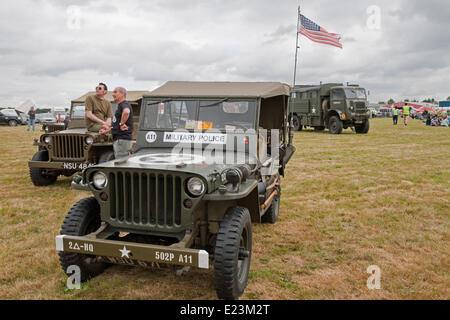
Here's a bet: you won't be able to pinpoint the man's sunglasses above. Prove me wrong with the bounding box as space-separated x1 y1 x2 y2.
96 86 105 91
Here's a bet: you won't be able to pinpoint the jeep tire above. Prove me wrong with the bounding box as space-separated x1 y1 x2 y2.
59 197 107 282
8 120 18 127
328 115 343 135
262 187 281 224
214 206 252 300
30 150 57 186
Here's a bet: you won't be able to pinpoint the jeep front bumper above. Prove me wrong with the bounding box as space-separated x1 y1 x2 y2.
28 161 93 171
55 235 209 269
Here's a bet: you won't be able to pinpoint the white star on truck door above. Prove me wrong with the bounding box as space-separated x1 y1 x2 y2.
119 246 131 258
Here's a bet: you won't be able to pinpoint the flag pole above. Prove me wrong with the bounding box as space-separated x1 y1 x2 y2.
292 6 301 88
289 6 301 145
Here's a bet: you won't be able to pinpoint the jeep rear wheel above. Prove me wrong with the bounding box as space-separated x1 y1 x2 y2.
59 197 107 282
262 188 281 224
328 115 343 134
214 206 252 300
8 120 18 127
30 150 57 186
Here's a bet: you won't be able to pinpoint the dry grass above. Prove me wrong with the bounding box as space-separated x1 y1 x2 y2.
0 118 449 300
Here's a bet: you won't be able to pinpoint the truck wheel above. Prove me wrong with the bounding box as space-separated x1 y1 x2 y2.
214 206 252 300
292 115 302 131
29 151 57 186
262 188 281 224
355 120 370 134
58 197 107 282
328 115 343 134
98 150 115 163
8 120 18 127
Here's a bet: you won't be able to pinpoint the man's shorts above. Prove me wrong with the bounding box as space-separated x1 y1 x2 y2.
113 139 133 159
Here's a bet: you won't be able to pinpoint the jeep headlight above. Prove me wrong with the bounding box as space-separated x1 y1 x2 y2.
186 177 205 197
44 136 52 144
92 172 108 189
85 136 94 145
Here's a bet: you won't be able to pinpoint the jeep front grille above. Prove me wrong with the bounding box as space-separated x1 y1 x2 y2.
355 102 367 114
51 135 85 160
108 172 183 227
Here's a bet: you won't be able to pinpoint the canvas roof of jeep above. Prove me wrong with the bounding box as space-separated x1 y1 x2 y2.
145 81 290 99
72 91 150 103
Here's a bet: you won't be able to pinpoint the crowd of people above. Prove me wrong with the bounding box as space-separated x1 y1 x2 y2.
422 110 449 127
392 104 448 127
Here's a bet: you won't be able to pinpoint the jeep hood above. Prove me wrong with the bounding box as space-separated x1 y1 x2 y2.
94 148 259 181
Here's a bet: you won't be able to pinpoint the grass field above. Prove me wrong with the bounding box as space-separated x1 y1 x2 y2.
0 118 448 300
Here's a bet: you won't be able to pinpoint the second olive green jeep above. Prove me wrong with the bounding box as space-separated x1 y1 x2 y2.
29 91 148 186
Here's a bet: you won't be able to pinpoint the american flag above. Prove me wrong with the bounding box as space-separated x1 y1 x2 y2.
299 14 343 49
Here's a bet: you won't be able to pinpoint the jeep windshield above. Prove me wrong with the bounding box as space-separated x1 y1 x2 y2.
71 103 118 119
141 99 256 130
344 88 367 99
71 104 85 119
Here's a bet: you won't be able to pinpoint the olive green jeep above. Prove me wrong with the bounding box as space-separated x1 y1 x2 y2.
28 91 148 186
56 81 296 299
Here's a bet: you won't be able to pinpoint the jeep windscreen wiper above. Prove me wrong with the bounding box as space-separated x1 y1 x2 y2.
146 99 173 106
200 98 229 108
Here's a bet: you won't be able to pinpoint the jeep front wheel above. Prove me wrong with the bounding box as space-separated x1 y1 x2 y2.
214 206 252 300
30 150 57 186
8 120 18 127
58 197 107 282
328 115 343 134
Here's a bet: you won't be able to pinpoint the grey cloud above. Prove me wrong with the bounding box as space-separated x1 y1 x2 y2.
0 0 449 107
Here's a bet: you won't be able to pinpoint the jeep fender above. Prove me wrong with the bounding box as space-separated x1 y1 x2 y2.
203 180 260 223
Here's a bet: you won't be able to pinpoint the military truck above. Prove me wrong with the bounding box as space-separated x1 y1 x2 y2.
290 83 370 134
56 81 296 299
29 91 149 186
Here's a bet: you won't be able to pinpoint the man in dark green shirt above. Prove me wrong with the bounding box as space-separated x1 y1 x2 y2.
85 83 113 133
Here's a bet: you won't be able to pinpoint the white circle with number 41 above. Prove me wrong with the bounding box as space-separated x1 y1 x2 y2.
146 131 157 143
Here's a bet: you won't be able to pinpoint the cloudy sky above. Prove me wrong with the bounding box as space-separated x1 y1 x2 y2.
0 0 449 108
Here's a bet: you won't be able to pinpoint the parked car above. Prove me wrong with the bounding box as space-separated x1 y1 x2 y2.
0 108 23 126
35 113 57 124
